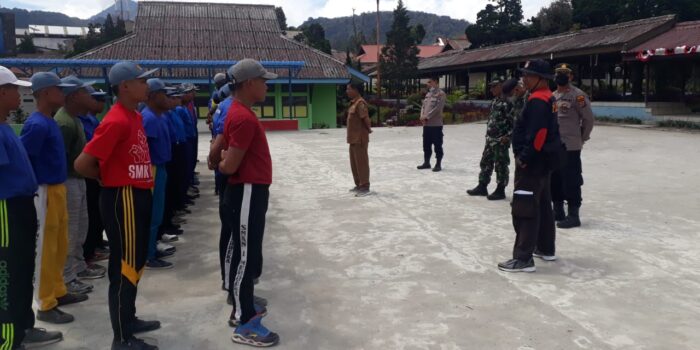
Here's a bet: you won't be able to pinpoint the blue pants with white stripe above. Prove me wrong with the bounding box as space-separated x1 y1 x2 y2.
223 183 269 325
148 165 167 260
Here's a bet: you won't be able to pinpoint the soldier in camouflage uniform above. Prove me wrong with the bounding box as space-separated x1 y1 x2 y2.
467 77 515 200
510 78 527 119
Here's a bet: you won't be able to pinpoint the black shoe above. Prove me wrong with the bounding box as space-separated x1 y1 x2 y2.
146 259 173 270
497 258 536 273
36 308 74 324
487 185 506 200
111 337 158 350
130 318 161 334
417 163 431 170
432 163 442 172
56 292 88 306
557 205 581 229
553 201 566 221
467 183 488 196
156 250 174 260
22 327 63 347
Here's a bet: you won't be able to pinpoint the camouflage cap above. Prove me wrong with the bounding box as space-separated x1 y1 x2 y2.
488 76 505 86
555 63 573 73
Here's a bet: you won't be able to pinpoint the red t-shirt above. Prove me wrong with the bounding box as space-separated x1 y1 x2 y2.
223 101 272 185
84 101 154 189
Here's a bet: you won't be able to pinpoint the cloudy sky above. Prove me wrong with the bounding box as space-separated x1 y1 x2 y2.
3 0 552 26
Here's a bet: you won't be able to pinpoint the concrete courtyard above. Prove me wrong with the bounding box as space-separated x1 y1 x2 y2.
42 123 700 350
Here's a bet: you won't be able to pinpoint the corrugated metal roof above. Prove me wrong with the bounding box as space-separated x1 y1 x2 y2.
419 15 677 72
74 1 350 80
627 20 700 53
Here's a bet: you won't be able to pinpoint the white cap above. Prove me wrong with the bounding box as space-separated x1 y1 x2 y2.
0 66 32 87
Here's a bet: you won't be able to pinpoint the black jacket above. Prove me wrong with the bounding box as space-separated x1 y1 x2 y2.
512 87 561 166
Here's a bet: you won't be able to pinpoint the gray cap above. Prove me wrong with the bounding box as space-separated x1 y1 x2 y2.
30 72 76 93
181 83 198 93
86 85 108 97
61 75 96 96
147 78 168 93
213 73 227 84
108 61 158 87
227 59 278 84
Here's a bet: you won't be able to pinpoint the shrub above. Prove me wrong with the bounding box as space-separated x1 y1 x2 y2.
657 120 700 130
595 116 643 124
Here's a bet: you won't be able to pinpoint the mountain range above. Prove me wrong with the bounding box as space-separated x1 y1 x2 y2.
300 11 470 50
0 0 136 28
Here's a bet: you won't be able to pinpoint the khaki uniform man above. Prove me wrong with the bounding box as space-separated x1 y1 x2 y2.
346 83 372 197
552 63 595 229
417 76 446 172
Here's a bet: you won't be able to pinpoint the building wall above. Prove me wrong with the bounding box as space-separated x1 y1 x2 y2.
310 84 337 129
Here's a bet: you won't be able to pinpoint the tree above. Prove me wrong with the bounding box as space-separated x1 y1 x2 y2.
411 24 426 44
68 15 128 57
295 23 332 54
571 0 622 28
380 0 421 96
530 0 573 36
465 0 533 48
275 7 288 31
17 33 36 54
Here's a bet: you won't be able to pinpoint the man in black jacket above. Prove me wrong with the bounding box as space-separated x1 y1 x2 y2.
498 59 562 273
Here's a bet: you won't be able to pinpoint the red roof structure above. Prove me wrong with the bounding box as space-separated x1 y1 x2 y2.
356 45 446 64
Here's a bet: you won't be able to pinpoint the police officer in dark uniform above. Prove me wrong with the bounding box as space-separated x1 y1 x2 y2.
552 63 594 229
498 59 562 273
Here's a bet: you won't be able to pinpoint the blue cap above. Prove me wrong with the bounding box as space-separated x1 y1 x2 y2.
218 84 231 99
30 72 76 93
108 61 159 87
147 78 168 93
61 75 96 95
167 86 184 97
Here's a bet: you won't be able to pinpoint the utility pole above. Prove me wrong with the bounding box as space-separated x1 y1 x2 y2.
376 0 381 99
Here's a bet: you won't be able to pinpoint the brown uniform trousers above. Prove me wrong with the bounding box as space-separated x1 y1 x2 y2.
347 97 370 189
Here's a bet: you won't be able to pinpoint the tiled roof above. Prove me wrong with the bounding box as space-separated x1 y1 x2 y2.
74 1 350 80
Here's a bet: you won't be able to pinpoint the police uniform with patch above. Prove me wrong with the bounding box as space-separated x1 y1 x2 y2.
551 63 594 229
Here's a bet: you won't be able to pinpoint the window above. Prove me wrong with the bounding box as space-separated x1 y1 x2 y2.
282 96 308 118
252 96 277 118
281 84 308 93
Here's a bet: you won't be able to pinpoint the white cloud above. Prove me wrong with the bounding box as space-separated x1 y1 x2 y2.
15 0 552 25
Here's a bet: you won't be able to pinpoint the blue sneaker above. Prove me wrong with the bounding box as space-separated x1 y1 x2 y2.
229 304 267 327
231 315 279 347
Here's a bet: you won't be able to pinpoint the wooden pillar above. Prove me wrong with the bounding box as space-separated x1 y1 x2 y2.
589 55 595 101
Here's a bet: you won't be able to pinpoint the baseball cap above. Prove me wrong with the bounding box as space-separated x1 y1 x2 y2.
227 59 278 84
31 72 76 93
218 84 231 99
181 83 198 93
86 85 108 97
108 61 158 87
0 66 32 87
61 75 96 96
147 78 169 93
502 78 518 95
213 73 227 85
519 59 554 80
489 76 505 86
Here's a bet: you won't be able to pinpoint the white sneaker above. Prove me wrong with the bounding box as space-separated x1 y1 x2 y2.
157 241 176 253
161 233 179 243
533 251 557 261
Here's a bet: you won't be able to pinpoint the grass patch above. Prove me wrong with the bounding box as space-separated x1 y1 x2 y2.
595 116 643 124
657 120 700 130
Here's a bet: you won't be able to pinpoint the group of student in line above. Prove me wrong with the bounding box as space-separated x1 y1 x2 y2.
0 58 281 350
